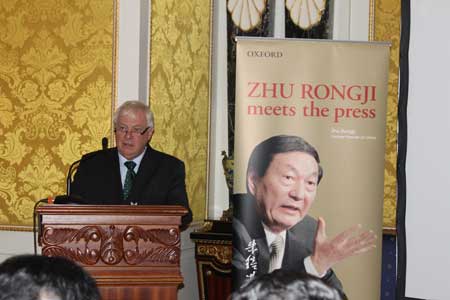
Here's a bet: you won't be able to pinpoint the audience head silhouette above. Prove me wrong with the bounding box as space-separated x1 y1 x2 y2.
0 254 100 300
231 269 345 300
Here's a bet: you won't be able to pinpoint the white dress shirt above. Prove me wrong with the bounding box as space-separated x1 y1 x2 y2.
263 222 326 277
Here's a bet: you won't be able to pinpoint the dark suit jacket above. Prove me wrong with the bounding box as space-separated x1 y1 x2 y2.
232 193 343 293
70 146 192 226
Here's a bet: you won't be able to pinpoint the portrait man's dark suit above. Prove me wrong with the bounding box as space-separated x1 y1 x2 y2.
232 193 343 292
70 145 193 226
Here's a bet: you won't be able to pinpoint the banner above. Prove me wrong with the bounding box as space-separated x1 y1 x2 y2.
232 38 390 299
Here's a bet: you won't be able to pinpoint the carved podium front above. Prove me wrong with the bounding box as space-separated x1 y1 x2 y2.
36 205 187 300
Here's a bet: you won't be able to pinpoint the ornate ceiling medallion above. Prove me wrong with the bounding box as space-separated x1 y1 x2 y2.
285 0 326 30
227 0 267 32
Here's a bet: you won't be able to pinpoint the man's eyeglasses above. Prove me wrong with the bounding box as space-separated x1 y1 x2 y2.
115 125 151 136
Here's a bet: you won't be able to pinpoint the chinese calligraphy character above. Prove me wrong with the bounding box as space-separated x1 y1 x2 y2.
244 239 258 279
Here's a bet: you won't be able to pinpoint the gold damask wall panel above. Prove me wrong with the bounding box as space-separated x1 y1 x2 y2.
374 0 400 230
150 0 210 221
0 0 113 229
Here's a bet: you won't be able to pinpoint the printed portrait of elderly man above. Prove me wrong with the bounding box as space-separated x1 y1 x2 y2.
232 135 377 295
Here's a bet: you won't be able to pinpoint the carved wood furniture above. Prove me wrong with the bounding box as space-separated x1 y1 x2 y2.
190 220 232 300
36 205 187 300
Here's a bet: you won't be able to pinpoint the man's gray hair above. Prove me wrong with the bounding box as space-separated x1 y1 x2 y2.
113 100 154 128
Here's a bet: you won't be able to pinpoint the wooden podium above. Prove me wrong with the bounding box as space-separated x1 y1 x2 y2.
36 205 188 300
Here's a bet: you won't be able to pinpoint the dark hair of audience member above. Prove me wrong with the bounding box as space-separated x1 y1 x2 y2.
0 254 100 300
231 269 346 300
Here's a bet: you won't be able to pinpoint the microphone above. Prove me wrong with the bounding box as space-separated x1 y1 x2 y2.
66 153 96 196
66 137 109 195
102 137 108 150
53 194 87 205
36 137 108 253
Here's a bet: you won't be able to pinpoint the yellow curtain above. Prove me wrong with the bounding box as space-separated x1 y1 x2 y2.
374 0 400 230
0 0 113 229
150 0 210 222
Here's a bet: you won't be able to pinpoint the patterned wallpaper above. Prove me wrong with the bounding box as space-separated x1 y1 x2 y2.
374 0 400 230
0 0 113 229
149 0 210 222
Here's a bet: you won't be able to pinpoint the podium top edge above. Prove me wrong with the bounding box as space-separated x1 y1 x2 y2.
35 204 188 216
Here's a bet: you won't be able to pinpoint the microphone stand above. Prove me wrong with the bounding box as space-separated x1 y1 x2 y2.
66 137 108 195
35 137 109 254
33 198 50 254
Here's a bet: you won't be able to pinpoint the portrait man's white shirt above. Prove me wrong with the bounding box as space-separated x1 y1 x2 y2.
263 223 325 277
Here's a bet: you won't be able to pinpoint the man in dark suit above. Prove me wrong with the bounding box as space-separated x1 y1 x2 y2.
232 135 376 293
70 100 192 226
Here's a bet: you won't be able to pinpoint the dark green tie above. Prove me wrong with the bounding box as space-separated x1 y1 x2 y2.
123 161 136 200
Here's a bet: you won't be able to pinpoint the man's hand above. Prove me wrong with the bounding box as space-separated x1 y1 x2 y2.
310 217 377 275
